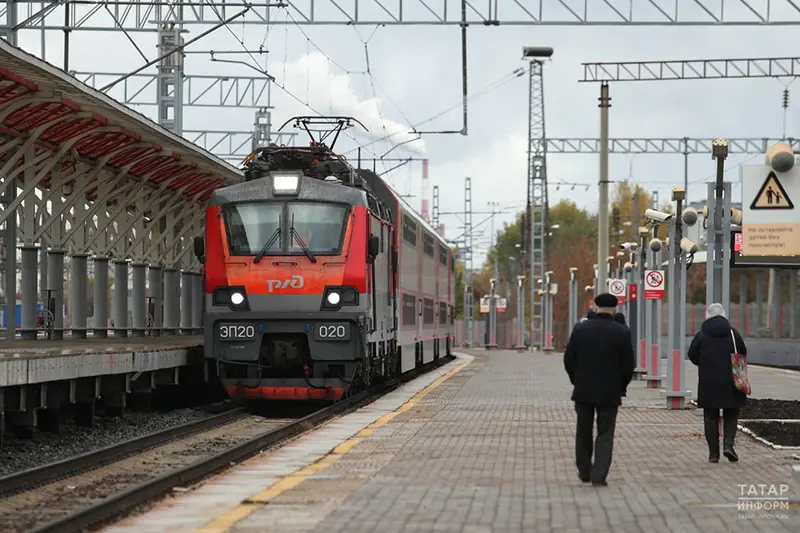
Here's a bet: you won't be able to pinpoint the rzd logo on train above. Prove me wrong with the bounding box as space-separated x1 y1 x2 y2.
266 275 304 292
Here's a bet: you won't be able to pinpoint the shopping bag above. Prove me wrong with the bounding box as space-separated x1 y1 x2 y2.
730 330 751 395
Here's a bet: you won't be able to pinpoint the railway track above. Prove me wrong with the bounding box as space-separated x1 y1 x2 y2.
1 355 453 533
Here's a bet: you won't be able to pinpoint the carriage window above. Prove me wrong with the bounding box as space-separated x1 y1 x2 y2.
439 243 448 265
402 294 416 326
423 234 434 257
423 298 435 325
402 215 417 247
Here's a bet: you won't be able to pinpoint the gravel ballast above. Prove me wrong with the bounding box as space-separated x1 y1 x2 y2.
0 402 233 477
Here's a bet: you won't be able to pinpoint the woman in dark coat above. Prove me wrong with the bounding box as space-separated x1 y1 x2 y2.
687 303 747 463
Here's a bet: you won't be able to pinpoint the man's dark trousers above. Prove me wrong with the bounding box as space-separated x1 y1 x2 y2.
575 402 618 483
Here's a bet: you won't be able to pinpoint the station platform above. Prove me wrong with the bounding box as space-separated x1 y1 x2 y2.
0 336 204 387
105 350 799 533
0 336 205 432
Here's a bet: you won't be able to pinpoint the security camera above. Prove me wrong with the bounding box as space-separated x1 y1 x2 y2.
766 142 795 172
569 267 577 273
730 208 743 225
624 261 633 273
680 237 698 254
584 285 594 293
682 206 698 226
628 242 639 251
645 208 674 223
649 238 662 252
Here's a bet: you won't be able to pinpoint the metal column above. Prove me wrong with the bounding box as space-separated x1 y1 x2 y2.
517 275 526 350
567 268 577 339
192 272 203 334
706 181 733 315
665 194 690 409
131 262 147 337
163 268 179 335
0 182 17 340
149 265 163 336
113 260 129 337
93 257 109 337
47 249 65 340
71 253 89 339
486 279 497 349
770 270 781 338
596 82 611 294
647 240 663 388
20 246 38 340
790 273 797 339
526 60 549 351
180 270 193 334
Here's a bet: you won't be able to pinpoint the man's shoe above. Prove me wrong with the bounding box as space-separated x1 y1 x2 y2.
578 473 590 483
709 453 719 463
591 481 607 487
723 448 739 462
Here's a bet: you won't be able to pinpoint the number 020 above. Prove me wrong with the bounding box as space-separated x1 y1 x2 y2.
319 325 346 338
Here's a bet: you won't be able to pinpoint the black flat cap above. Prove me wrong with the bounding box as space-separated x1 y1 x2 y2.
594 293 618 308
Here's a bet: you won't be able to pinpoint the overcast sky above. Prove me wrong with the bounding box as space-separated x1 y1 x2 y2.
11 2 800 266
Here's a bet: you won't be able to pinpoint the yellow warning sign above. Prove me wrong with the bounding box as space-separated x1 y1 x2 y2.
750 172 794 210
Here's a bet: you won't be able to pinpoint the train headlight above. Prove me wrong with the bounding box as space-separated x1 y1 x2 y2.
212 286 250 311
271 172 301 196
321 286 359 310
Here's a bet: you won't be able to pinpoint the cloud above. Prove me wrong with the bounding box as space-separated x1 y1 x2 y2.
267 51 427 156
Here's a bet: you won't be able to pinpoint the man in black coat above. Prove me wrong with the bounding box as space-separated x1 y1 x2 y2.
688 303 747 463
564 293 635 487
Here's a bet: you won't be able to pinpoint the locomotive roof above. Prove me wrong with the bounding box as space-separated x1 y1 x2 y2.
208 171 368 207
240 134 452 250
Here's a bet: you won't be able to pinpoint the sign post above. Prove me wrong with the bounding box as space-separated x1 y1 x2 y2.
608 278 626 306
645 240 665 389
741 165 800 257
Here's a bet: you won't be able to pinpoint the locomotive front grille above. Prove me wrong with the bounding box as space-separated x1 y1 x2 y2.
258 333 312 379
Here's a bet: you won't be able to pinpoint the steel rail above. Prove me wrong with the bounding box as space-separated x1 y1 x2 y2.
0 406 249 498
29 355 455 533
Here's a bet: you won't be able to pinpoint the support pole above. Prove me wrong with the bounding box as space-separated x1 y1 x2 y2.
71 254 89 339
596 82 611 293
567 268 577 339
664 191 690 409
149 265 163 336
163 268 179 335
517 275 526 350
647 236 663 388
635 232 648 379
20 246 38 340
790 272 797 339
113 259 129 337
711 139 728 305
180 269 193 334
131 262 147 337
47 249 65 340
93 257 109 338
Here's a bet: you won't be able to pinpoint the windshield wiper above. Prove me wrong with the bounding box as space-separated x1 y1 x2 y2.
253 218 281 264
289 214 317 263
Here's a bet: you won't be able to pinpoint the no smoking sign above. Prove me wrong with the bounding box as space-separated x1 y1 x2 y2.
644 270 665 300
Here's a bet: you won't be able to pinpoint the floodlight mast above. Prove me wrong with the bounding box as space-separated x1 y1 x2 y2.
522 45 552 351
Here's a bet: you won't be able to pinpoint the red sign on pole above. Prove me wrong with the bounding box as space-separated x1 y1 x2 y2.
629 283 638 301
644 270 665 300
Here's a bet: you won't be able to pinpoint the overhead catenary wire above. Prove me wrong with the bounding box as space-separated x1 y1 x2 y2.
203 2 383 160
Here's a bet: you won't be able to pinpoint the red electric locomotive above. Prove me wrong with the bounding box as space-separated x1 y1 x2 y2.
194 117 456 401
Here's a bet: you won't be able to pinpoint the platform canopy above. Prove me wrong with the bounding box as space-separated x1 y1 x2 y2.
0 39 243 205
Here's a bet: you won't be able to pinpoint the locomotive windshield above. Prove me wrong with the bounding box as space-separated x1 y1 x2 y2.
223 201 349 256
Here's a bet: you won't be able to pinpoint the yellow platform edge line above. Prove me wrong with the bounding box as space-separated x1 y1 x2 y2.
196 357 471 533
